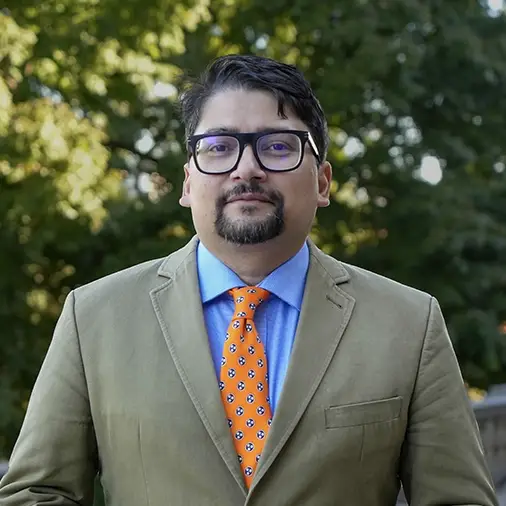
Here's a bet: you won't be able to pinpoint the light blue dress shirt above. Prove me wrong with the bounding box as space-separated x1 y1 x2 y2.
196 240 310 413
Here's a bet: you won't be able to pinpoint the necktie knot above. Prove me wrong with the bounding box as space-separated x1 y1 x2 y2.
229 286 270 320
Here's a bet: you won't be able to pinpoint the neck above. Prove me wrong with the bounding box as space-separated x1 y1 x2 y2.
201 235 306 285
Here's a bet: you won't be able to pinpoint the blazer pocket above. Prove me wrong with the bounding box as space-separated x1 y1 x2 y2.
325 396 402 429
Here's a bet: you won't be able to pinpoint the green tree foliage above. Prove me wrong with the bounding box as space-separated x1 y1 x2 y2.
1 0 506 461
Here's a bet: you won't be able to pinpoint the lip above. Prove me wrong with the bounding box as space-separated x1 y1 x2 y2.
227 194 272 203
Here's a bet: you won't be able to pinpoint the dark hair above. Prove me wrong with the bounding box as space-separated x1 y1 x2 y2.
179 54 328 164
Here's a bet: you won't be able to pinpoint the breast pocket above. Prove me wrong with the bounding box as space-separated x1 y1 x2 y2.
324 396 403 462
324 396 402 429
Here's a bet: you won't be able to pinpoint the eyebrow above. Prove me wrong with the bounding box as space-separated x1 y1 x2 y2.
201 126 291 135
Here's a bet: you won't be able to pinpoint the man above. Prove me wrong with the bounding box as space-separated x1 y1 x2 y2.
0 54 498 505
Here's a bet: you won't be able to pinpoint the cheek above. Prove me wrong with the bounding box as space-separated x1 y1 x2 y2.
189 179 222 216
282 174 318 207
188 173 218 199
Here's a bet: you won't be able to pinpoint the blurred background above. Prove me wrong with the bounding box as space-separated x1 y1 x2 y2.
1 0 506 501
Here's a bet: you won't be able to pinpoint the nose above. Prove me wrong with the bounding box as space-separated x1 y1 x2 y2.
230 144 267 182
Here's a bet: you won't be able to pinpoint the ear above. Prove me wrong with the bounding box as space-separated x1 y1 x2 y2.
179 163 191 208
316 161 332 208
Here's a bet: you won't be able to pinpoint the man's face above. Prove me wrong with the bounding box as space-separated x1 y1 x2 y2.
180 88 331 246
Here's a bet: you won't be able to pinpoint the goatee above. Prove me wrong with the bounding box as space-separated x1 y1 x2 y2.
215 182 284 245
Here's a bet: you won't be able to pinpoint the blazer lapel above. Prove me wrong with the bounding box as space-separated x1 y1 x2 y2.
251 242 355 490
150 237 247 495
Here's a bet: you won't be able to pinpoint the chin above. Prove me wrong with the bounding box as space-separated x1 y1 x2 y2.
231 216 273 227
235 207 269 215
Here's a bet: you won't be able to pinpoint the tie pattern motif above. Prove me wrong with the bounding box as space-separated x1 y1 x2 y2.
220 286 272 488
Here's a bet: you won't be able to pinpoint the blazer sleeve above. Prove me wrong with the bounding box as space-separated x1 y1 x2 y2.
0 290 98 505
399 296 498 506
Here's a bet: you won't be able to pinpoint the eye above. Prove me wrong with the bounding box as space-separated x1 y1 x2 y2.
260 141 297 156
266 142 290 151
209 143 230 152
201 142 232 154
258 133 299 155
197 136 237 155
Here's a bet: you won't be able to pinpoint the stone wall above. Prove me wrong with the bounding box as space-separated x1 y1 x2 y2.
474 384 506 488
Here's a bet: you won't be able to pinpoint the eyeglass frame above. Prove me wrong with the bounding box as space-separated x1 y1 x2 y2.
186 129 321 175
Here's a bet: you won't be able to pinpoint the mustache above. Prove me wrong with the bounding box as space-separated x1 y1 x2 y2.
220 182 282 204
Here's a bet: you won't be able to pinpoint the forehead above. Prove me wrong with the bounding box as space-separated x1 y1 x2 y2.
194 88 307 135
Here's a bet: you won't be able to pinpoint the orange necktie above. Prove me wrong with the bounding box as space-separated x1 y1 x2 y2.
219 286 272 488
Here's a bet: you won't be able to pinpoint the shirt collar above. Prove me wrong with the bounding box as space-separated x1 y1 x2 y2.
197 240 309 311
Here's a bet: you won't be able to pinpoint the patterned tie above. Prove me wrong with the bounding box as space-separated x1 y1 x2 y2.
219 286 272 488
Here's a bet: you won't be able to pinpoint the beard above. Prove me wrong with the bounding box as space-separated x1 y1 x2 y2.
214 182 285 245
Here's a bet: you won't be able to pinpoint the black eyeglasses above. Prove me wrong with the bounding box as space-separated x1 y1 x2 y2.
187 130 320 175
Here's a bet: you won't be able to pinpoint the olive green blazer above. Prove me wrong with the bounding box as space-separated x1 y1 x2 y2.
0 237 498 505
